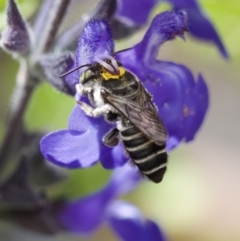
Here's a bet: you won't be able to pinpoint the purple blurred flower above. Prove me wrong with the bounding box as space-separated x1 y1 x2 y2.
116 0 228 58
40 10 208 170
59 163 165 241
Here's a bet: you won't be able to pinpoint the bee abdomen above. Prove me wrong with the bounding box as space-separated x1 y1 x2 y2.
121 126 167 183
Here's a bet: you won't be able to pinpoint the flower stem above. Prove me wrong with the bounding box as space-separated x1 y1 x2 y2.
0 60 37 180
34 0 72 56
0 0 72 182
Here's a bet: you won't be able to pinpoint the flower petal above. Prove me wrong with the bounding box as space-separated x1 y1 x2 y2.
41 107 102 168
183 74 209 142
116 0 158 26
106 201 165 241
40 129 100 168
58 163 140 234
145 61 209 149
59 184 115 234
41 102 127 170
109 163 142 196
69 106 128 169
68 105 93 132
145 220 166 241
134 10 188 63
100 142 128 169
66 19 115 92
115 0 228 58
167 0 229 58
69 105 113 140
75 19 114 69
55 0 117 52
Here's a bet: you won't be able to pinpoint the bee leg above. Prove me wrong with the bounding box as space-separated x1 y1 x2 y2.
91 104 112 117
77 101 111 118
77 100 95 116
103 128 119 147
76 84 92 95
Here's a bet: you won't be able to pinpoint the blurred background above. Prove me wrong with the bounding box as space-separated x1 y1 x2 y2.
0 0 240 240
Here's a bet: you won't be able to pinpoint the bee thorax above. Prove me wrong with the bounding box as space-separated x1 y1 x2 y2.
92 84 105 107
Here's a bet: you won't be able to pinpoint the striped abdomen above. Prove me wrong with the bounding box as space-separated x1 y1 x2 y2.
120 125 167 183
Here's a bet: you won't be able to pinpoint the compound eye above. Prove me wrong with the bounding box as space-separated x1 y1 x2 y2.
79 69 94 83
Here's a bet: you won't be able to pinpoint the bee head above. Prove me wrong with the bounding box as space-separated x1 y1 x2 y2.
60 53 126 83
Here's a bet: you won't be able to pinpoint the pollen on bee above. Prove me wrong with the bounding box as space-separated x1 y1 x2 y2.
101 67 125 81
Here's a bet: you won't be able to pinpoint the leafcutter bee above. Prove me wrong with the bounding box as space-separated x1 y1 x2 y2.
61 57 168 183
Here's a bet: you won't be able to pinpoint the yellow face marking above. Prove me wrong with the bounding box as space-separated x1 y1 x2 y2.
100 66 125 81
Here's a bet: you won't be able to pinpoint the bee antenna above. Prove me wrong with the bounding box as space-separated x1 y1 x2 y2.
114 48 132 55
59 64 91 78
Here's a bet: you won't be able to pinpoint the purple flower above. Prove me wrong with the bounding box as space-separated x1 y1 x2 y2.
59 163 165 241
41 105 127 169
40 10 209 171
116 0 228 58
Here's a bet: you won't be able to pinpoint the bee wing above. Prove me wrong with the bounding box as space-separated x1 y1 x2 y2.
101 84 168 145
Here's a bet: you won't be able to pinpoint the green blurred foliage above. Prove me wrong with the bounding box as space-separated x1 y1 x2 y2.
47 164 112 200
201 0 240 60
25 83 73 131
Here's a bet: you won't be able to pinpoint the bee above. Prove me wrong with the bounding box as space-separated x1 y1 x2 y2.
61 57 168 183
